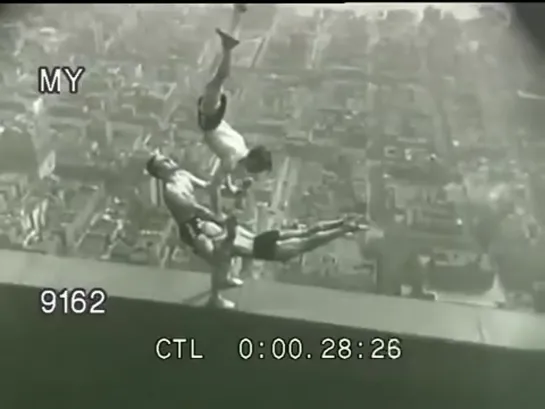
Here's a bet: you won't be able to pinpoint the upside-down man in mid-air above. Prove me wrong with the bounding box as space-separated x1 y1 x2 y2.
146 153 370 309
197 3 273 216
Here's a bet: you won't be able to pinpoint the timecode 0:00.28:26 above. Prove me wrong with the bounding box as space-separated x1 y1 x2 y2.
237 336 403 361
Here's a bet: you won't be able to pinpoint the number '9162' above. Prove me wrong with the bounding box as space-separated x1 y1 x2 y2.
39 288 107 315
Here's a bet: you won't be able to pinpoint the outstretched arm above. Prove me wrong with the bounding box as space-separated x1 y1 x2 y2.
187 166 240 196
187 172 210 190
209 162 235 215
224 173 240 196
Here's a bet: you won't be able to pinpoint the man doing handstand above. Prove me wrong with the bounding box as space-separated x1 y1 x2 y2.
198 4 273 215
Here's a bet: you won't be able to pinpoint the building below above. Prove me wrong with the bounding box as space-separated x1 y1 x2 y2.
1 249 544 349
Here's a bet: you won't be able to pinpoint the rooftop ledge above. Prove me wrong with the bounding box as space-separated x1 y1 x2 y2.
1 249 544 351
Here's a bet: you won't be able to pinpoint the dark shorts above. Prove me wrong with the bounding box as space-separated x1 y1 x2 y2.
197 93 228 132
177 217 201 249
252 230 280 261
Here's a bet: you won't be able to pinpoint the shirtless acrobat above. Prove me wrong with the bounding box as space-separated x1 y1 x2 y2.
198 4 273 215
146 153 369 309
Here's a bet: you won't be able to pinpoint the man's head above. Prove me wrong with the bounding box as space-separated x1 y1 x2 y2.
145 153 179 180
242 145 273 174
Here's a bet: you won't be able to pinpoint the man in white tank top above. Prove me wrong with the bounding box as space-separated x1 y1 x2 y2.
198 4 273 216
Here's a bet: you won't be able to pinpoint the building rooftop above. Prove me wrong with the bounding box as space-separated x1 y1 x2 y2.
1 249 544 350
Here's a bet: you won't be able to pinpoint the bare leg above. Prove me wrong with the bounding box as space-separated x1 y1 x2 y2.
278 218 346 240
239 256 254 279
192 218 243 292
236 223 255 238
208 263 237 309
201 5 246 114
274 224 366 262
225 217 255 280
188 232 236 308
230 4 247 37
208 216 243 309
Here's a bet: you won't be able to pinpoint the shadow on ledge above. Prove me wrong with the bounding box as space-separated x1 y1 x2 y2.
0 250 544 408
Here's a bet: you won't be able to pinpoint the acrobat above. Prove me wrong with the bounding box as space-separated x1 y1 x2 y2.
197 4 273 215
146 153 369 308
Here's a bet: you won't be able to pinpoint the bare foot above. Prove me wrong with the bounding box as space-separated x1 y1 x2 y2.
343 214 369 233
218 276 244 289
235 4 248 13
207 294 236 309
343 214 366 227
216 28 240 50
364 224 385 243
